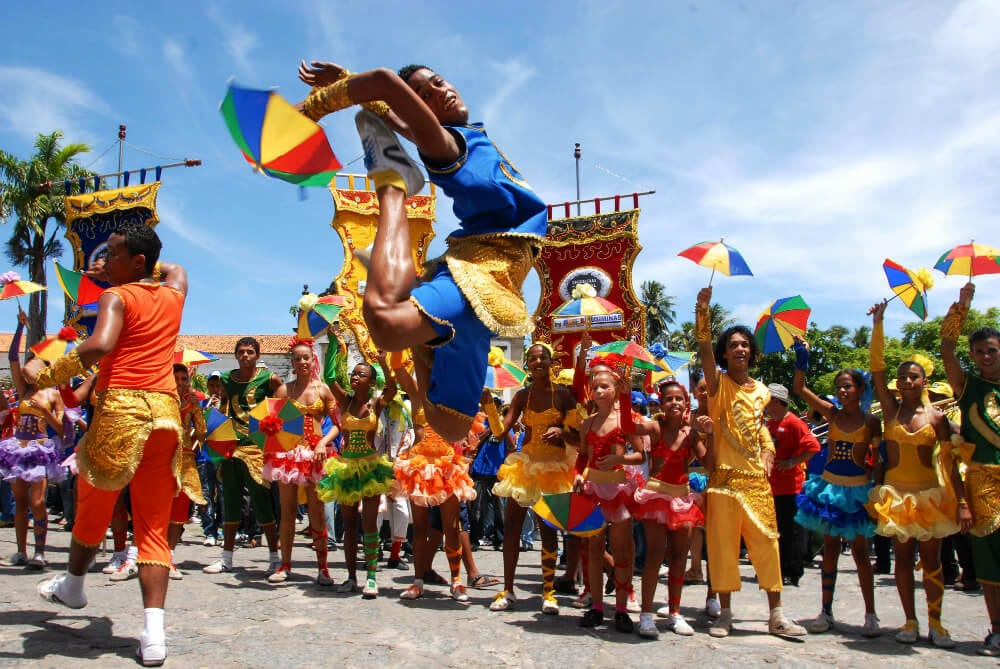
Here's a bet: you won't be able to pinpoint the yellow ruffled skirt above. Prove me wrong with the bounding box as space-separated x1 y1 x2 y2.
867 483 959 542
493 444 575 508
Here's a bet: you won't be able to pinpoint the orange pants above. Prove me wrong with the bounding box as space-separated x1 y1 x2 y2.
72 429 178 567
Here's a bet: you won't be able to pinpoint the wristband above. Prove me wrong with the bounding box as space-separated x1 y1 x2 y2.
870 319 886 373
940 302 968 341
302 78 354 121
8 321 23 363
695 303 711 343
33 349 86 389
792 341 810 372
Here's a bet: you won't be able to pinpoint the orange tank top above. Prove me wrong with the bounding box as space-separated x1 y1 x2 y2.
96 283 185 396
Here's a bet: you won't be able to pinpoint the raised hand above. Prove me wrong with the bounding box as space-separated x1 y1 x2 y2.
298 60 348 88
697 286 712 307
959 282 975 308
867 300 887 322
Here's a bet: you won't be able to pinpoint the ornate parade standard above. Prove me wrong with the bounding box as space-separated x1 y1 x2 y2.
328 175 436 364
532 206 645 369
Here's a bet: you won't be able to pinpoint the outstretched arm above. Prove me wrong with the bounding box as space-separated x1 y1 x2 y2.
791 336 836 421
695 287 719 396
868 301 897 416
940 282 973 395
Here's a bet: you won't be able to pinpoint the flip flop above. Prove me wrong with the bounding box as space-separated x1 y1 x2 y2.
469 574 500 589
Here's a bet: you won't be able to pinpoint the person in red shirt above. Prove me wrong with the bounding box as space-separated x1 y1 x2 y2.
765 383 821 587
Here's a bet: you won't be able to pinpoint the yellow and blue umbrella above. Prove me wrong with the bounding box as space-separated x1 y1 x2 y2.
220 83 342 187
883 259 932 321
678 238 752 285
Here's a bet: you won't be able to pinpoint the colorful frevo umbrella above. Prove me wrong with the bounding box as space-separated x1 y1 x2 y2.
590 340 665 372
202 407 239 464
53 262 105 305
248 398 304 453
30 326 83 363
296 293 346 339
533 492 606 537
754 295 812 354
934 241 1000 279
0 271 45 305
174 348 219 367
220 83 342 187
883 258 933 321
677 238 753 285
483 346 528 390
551 284 623 332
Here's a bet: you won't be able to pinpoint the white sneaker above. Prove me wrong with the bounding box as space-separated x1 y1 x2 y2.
202 536 216 547
266 556 281 576
708 609 733 638
572 591 593 609
316 568 334 586
896 619 919 644
658 565 670 579
138 631 167 667
361 578 378 599
637 612 659 639
626 589 641 613
929 622 956 649
669 613 695 636
9 551 27 566
102 550 126 574
37 574 87 609
541 592 559 615
27 553 47 570
861 613 881 638
705 597 722 619
108 560 139 582
202 559 231 574
656 604 671 618
451 582 470 603
769 609 807 637
807 611 834 634
355 110 425 196
980 631 1000 657
168 564 183 580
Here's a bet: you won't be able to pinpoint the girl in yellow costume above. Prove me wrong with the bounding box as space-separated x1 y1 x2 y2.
491 342 578 614
867 301 971 648
267 340 341 586
317 345 396 599
390 356 477 603
166 364 207 581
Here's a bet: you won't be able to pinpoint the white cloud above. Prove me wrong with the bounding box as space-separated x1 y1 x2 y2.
0 67 108 144
481 58 538 125
162 39 192 83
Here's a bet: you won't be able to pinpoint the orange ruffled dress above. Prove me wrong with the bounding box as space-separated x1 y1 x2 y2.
867 418 959 542
493 407 575 507
393 424 476 507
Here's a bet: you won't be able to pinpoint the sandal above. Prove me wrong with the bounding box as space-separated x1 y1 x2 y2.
468 574 500 589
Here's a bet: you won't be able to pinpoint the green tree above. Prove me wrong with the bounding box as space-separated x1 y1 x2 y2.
639 280 676 345
851 325 871 349
0 132 91 347
901 304 1000 375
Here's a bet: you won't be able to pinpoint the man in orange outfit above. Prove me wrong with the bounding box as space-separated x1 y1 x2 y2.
29 222 187 667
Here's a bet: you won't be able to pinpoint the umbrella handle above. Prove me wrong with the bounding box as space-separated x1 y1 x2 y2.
884 293 900 306
708 267 716 286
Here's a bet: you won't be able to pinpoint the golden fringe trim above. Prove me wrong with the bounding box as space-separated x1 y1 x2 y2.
707 467 779 539
231 445 268 488
136 559 171 569
408 296 455 349
77 390 183 492
966 463 1000 538
940 302 969 341
34 348 85 389
434 401 477 424
70 536 102 548
445 236 536 337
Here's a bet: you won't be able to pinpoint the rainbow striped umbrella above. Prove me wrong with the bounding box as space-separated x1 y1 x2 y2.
533 492 606 537
296 293 346 339
883 259 932 321
678 239 752 285
220 84 342 187
174 348 219 367
0 271 45 303
483 346 527 390
934 242 1000 279
203 407 238 464
53 262 105 305
248 398 304 453
754 295 811 354
30 326 83 362
590 340 665 372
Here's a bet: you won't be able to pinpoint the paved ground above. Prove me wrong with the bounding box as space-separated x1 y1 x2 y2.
0 523 996 668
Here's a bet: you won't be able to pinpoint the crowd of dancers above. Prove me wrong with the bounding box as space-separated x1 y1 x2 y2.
0 59 997 666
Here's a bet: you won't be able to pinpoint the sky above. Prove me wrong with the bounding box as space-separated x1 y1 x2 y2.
1 0 997 341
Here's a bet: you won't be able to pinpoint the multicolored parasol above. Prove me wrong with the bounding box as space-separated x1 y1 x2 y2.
221 84 342 187
551 284 623 332
202 408 239 464
677 239 753 285
174 348 219 367
933 242 1000 279
483 346 528 390
590 340 665 372
0 271 45 304
53 262 105 305
532 492 606 537
248 398 304 453
296 293 346 339
30 326 83 362
883 259 933 321
754 295 812 354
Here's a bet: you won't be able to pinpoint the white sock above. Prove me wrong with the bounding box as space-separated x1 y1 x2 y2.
143 607 165 644
269 551 279 564
61 571 86 601
221 549 233 567
413 578 424 588
126 545 139 563
769 606 784 620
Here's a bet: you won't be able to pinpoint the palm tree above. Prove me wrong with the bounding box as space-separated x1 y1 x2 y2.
639 280 676 345
851 325 871 349
0 132 91 347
